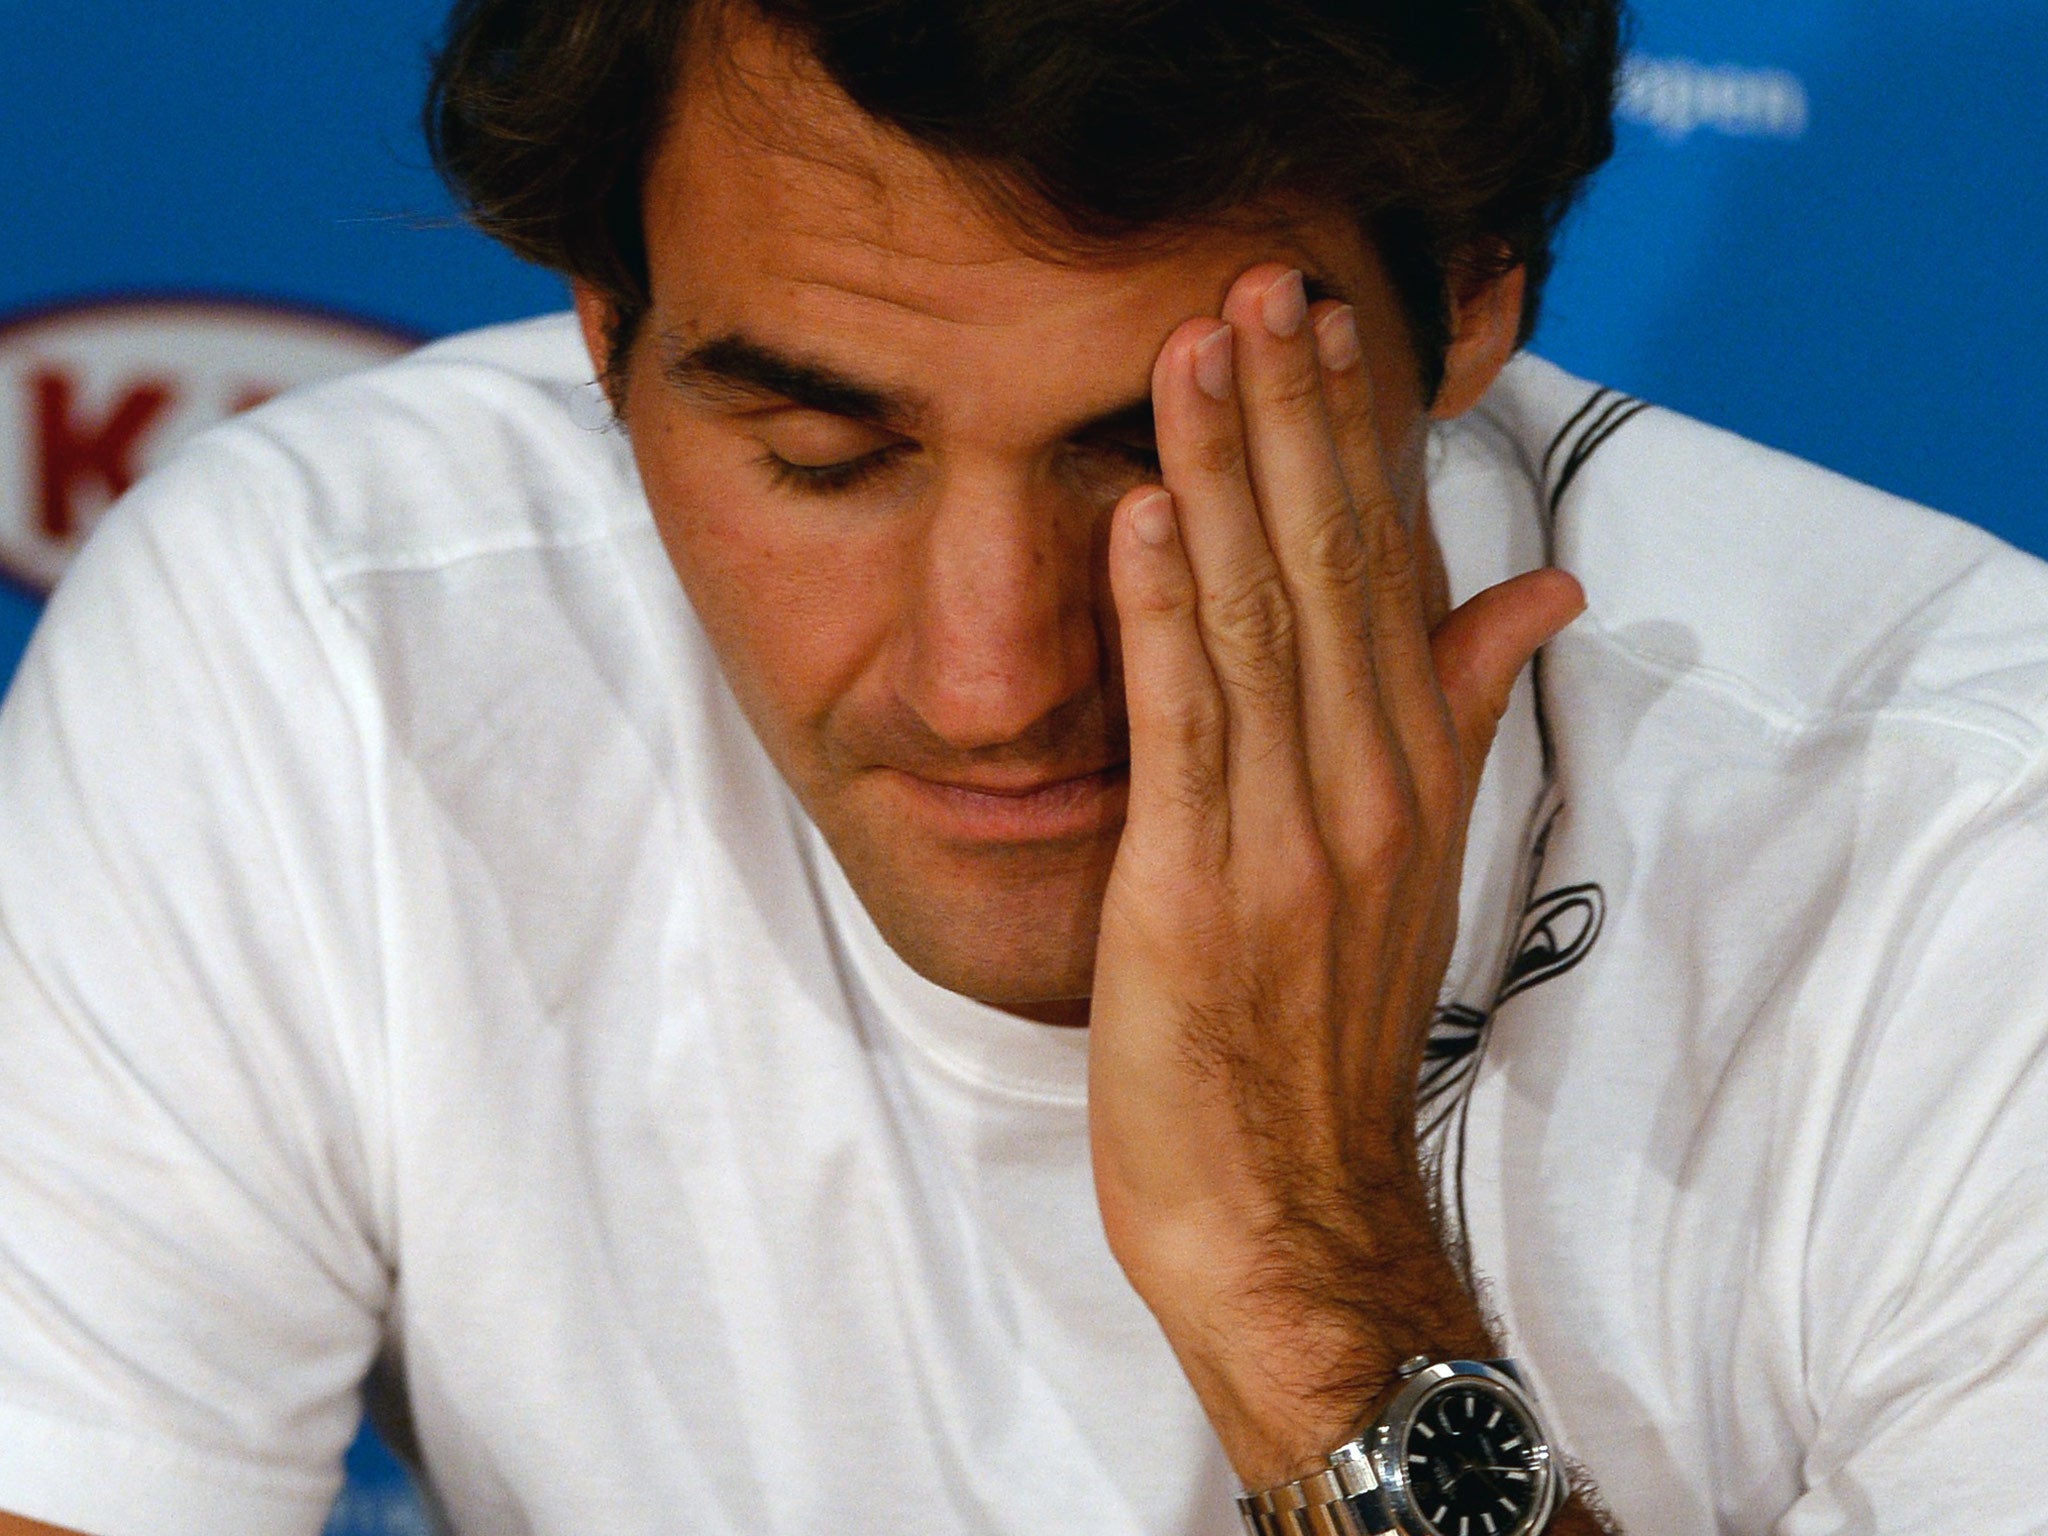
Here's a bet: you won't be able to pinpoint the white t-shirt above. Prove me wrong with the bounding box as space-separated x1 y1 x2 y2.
1 316 2045 1536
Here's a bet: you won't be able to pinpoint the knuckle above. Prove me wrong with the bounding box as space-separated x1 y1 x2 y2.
1168 754 1224 822
1365 810 1419 871
1257 357 1324 416
1132 563 1198 619
1326 366 1374 430
1208 571 1296 655
1192 430 1247 480
1337 789 1419 875
1131 681 1225 777
1370 507 1421 589
1220 645 1295 707
1159 691 1224 762
1271 842 1339 917
1301 499 1370 590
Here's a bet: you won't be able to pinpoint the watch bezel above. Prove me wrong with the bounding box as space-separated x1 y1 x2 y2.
1357 1360 1561 1536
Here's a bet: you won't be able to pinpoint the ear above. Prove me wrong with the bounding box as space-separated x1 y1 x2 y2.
571 281 623 409
1429 263 1526 421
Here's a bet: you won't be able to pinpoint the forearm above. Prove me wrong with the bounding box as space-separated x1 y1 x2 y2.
0 1513 89 1536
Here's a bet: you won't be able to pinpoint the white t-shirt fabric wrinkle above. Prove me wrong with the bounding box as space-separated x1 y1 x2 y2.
0 313 2044 1536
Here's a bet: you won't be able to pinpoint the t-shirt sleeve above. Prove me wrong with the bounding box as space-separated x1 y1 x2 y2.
1777 771 2048 1536
0 433 392 1536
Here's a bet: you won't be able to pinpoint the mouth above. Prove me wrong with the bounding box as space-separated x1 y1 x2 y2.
885 761 1130 844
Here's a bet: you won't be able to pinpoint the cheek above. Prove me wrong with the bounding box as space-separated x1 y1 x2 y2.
628 415 906 767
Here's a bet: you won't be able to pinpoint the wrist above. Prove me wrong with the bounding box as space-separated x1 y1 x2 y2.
1167 1302 1395 1486
1129 1204 1496 1487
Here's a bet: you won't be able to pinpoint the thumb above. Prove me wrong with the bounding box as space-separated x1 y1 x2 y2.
1430 567 1585 784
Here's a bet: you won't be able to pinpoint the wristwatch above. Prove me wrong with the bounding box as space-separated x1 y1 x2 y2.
1236 1356 1563 1536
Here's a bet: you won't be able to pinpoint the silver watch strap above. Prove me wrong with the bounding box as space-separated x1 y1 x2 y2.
1237 1458 1388 1536
1234 1358 1534 1536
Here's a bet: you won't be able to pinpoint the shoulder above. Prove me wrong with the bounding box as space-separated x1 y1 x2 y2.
1466 361 2048 1218
1457 366 2048 1520
1477 355 2048 772
32 311 673 751
131 311 648 589
21 311 698 843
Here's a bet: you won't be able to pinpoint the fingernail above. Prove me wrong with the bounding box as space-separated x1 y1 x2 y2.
1129 490 1176 547
1315 305 1361 372
1193 325 1234 402
1260 270 1307 338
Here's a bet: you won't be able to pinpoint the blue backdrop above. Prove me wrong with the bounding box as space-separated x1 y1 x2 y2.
3 3 2044 1529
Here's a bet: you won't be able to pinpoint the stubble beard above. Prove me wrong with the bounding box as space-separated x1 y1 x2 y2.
813 788 1121 1017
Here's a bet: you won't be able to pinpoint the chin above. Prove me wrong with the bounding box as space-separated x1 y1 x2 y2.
840 832 1115 1012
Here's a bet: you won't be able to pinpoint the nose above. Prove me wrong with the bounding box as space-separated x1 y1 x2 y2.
897 467 1105 753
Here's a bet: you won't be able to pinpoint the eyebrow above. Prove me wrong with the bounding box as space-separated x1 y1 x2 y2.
660 271 1350 443
663 328 1159 444
662 332 921 429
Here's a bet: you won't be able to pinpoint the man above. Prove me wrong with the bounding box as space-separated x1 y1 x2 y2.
2 2 2045 1533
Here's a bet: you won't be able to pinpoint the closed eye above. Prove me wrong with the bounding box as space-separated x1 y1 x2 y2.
1059 434 1161 498
757 443 912 495
1084 436 1161 475
755 429 1157 496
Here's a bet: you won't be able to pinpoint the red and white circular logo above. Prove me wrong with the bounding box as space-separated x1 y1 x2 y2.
0 295 417 594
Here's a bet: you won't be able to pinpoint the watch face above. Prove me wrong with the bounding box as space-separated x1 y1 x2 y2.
1400 1381 1547 1536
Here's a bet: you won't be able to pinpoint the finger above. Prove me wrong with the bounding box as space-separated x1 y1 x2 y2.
1308 299 1464 827
1109 487 1229 866
1430 568 1587 785
1150 315 1310 831
1218 268 1406 842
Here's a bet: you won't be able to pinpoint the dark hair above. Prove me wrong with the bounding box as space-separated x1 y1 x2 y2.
427 0 1622 400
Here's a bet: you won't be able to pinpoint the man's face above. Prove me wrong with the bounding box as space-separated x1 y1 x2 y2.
587 14 1435 1021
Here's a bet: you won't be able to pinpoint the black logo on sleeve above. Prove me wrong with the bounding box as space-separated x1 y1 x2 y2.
1416 802 1606 1154
1495 883 1605 1004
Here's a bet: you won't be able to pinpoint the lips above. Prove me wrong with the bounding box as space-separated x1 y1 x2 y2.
884 761 1130 844
923 764 1124 797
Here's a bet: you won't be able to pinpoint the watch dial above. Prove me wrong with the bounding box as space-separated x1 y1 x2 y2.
1401 1382 1546 1536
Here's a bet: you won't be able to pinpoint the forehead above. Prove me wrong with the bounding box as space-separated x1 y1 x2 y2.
637 10 1374 398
